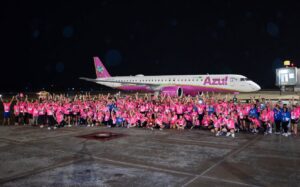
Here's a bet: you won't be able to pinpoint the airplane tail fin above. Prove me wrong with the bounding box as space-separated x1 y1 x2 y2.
93 57 111 78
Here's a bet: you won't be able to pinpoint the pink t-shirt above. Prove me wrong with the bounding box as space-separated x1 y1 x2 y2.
3 103 11 112
226 118 235 129
33 107 39 117
56 111 64 123
14 105 20 115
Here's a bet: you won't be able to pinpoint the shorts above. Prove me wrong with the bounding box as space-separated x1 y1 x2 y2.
4 112 10 118
291 119 299 124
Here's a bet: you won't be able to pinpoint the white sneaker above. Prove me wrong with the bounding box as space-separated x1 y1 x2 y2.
288 132 291 136
226 132 231 136
53 127 57 130
87 125 90 127
216 132 220 136
268 130 272 134
40 125 44 128
47 127 51 130
68 124 72 127
231 133 235 138
282 133 287 136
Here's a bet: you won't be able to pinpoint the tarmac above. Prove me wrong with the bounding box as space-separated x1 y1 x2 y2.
0 126 299 187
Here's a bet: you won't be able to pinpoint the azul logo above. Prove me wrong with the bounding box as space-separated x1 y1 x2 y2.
203 76 228 85
97 66 104 73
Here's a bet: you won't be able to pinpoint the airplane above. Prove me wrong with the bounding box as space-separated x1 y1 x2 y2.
80 57 261 97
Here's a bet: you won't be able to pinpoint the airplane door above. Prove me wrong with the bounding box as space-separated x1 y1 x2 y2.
229 77 237 88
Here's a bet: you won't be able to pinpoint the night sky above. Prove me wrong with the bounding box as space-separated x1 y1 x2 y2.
1 1 300 92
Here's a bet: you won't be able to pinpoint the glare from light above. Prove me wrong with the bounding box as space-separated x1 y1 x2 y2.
279 69 288 74
284 60 291 66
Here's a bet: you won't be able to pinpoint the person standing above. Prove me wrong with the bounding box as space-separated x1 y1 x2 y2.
273 104 282 135
1 96 14 125
281 104 291 137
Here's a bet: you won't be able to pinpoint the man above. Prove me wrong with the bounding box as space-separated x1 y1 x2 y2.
1 95 15 125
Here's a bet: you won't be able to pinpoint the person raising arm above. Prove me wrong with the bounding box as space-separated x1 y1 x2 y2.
1 96 15 125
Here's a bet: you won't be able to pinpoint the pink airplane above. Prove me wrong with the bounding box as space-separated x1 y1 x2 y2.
80 57 260 96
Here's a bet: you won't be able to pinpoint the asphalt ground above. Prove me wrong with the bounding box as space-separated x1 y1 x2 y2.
0 92 299 186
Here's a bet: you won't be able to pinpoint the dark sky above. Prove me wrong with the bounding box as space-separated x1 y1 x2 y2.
1 0 300 92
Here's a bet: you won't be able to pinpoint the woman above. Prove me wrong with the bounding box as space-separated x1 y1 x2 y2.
281 104 291 137
1 96 14 125
290 105 299 136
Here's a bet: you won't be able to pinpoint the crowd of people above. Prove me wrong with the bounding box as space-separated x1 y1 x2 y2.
0 92 299 138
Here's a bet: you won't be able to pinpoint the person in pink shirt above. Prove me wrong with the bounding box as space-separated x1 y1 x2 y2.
201 114 214 130
176 115 186 130
225 115 236 138
13 102 20 125
190 108 200 129
55 109 65 128
111 111 117 127
26 100 34 125
291 105 300 136
63 103 72 127
249 116 260 134
86 108 94 127
214 114 225 136
32 104 39 126
38 103 46 128
260 108 272 135
183 113 192 129
80 108 88 125
1 95 14 125
237 105 246 131
155 113 164 130
170 112 178 129
162 112 170 129
147 113 156 130
18 99 26 125
175 102 184 117
46 104 55 130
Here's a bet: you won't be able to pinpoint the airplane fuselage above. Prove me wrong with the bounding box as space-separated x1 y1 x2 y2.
80 57 261 97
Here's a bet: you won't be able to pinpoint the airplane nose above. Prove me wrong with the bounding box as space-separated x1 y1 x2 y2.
253 82 261 91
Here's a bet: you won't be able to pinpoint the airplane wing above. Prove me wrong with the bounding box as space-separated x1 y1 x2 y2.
79 77 163 91
79 77 99 83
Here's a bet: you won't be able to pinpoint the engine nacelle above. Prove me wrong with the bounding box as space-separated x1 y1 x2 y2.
161 86 184 97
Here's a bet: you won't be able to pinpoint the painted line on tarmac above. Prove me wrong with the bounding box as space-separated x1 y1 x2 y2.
53 148 195 177
199 175 261 187
165 137 238 148
0 158 84 185
182 135 262 187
